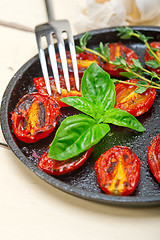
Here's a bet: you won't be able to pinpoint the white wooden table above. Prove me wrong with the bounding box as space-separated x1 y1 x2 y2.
0 1 160 239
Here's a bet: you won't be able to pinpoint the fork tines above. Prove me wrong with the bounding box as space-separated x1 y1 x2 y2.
35 20 79 95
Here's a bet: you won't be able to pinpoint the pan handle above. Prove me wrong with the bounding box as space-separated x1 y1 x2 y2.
0 107 9 149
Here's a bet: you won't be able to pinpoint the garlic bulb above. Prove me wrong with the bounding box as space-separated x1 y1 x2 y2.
74 0 128 33
121 0 160 23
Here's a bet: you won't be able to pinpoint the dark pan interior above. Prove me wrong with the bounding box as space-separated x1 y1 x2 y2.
1 26 160 207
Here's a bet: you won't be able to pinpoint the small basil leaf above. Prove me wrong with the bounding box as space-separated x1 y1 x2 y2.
81 63 115 111
61 96 96 119
102 108 146 132
49 114 110 160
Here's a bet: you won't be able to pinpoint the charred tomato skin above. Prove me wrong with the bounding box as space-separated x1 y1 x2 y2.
38 145 94 175
95 146 141 196
147 134 160 183
11 92 60 143
115 79 156 116
39 51 99 107
34 76 81 107
145 42 160 74
51 51 99 79
101 43 138 77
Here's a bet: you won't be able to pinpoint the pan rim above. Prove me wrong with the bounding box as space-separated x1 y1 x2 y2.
1 26 160 207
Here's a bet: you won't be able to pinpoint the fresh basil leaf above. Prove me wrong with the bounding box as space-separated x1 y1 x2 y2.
49 114 110 160
102 108 146 132
61 96 97 119
81 63 115 111
145 60 160 69
61 96 105 122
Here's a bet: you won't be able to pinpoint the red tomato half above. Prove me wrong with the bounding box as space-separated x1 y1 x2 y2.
145 42 160 74
34 76 81 107
101 43 138 77
147 134 160 183
95 146 140 196
115 79 156 116
11 92 60 143
38 146 94 175
48 51 99 79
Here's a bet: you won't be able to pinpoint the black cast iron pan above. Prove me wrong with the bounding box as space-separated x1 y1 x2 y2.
1 26 160 207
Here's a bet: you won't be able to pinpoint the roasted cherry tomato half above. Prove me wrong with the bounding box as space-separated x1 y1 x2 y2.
11 92 60 143
95 146 140 196
147 134 160 183
115 79 156 116
101 43 138 77
34 76 81 107
38 145 94 175
145 42 160 74
48 51 99 79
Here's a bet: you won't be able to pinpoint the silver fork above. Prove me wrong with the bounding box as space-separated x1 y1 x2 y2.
35 0 79 95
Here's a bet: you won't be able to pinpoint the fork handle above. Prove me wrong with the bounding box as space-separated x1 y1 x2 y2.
45 0 55 21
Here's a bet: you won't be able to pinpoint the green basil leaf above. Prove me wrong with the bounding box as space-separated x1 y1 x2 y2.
102 108 146 132
81 63 115 111
49 114 110 160
61 96 97 119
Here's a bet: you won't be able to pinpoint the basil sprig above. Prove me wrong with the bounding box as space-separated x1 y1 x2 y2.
49 63 145 161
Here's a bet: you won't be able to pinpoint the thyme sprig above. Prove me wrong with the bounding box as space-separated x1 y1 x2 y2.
117 26 160 67
75 32 160 92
